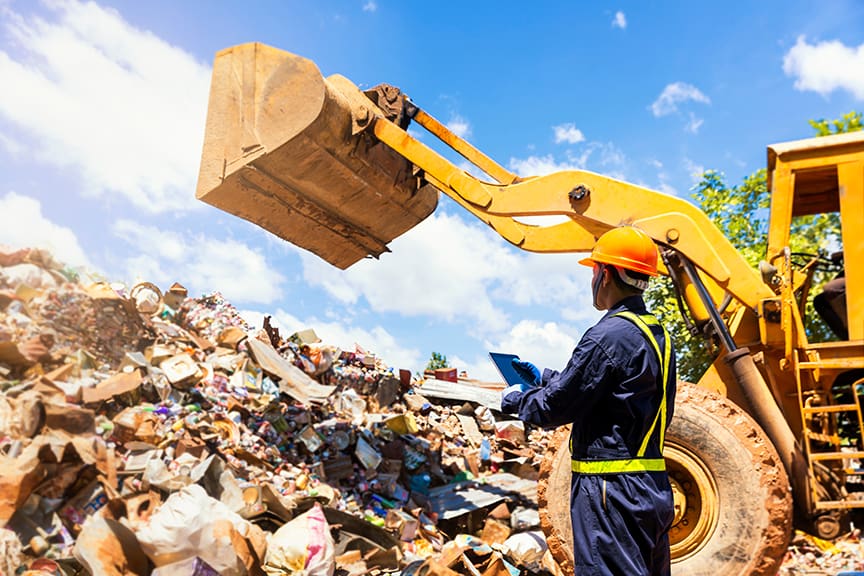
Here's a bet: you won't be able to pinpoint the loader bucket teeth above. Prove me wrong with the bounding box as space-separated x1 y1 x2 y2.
196 43 438 269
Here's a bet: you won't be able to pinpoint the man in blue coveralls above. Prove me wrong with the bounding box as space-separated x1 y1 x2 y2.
501 226 676 576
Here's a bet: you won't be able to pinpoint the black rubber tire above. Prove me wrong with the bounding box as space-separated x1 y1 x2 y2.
667 383 792 576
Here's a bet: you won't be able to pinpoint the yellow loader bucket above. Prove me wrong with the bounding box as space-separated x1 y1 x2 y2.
196 43 438 269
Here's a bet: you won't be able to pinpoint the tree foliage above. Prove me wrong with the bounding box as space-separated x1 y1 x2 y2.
809 111 862 136
426 351 450 371
646 112 854 382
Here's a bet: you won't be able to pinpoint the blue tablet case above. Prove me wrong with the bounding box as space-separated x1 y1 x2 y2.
489 351 534 386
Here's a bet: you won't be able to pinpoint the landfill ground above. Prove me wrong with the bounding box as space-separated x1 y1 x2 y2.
1 245 864 576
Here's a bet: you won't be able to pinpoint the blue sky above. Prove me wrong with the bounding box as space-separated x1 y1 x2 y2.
1 0 862 380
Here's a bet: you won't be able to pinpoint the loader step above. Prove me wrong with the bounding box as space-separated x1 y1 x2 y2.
805 429 842 443
813 499 864 510
802 403 861 414
809 450 864 461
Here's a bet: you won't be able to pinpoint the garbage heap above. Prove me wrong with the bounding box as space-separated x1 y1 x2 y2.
0 247 562 576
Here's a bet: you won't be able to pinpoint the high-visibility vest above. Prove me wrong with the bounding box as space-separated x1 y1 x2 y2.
571 311 672 474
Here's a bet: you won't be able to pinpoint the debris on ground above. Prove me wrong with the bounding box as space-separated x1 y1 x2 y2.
0 246 562 576
5 244 864 576
779 530 864 575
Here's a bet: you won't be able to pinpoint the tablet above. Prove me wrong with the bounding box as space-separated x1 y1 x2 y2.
489 351 534 386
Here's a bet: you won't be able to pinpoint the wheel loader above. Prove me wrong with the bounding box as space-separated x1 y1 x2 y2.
195 43 864 576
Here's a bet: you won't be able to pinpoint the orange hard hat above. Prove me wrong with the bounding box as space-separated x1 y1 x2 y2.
578 226 659 276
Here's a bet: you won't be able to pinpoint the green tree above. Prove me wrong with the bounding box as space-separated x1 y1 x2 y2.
809 111 862 136
426 351 450 371
646 112 854 382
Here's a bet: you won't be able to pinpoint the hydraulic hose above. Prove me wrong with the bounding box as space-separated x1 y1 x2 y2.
679 254 813 513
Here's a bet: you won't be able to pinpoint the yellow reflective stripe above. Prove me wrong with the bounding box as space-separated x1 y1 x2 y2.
613 311 670 457
659 322 671 448
571 458 666 474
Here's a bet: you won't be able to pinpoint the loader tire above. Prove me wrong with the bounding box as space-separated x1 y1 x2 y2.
538 382 793 576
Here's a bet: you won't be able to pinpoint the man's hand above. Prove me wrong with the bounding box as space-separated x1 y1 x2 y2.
502 382 531 398
511 358 541 386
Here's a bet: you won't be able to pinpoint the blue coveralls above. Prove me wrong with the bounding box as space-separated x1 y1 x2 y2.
502 296 676 576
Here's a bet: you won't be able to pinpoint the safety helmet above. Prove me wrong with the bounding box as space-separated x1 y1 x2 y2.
578 226 659 276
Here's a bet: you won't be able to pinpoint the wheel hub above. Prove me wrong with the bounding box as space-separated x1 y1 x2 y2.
665 443 720 561
670 477 687 526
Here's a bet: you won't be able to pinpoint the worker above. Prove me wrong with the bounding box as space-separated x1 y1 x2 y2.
814 251 847 340
501 226 676 575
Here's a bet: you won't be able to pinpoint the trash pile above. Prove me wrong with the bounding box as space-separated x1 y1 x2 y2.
0 247 563 576
779 530 864 574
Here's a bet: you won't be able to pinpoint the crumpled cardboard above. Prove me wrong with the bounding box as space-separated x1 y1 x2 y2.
0 457 41 523
246 338 335 405
0 430 109 524
0 391 43 438
74 515 149 575
82 370 143 404
43 402 95 435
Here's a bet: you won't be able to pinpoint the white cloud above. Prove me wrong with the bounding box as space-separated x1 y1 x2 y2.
509 141 626 177
685 112 704 134
650 82 711 117
240 308 423 372
509 154 582 176
446 115 471 138
447 354 496 381
783 36 864 99
363 1 377 12
0 1 211 213
644 158 679 198
299 255 363 304
457 159 498 183
449 320 582 382
491 252 592 310
612 11 627 29
683 157 705 183
553 123 585 144
0 192 92 269
561 304 603 325
111 220 285 304
484 320 580 381
656 182 677 196
299 212 512 335
0 131 23 158
298 210 595 339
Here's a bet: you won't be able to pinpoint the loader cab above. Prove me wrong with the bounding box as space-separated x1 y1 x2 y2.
765 131 864 343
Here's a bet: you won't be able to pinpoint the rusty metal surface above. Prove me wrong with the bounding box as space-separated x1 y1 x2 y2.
196 43 438 269
427 472 537 520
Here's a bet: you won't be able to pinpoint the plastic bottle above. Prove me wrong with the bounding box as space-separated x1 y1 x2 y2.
480 437 491 461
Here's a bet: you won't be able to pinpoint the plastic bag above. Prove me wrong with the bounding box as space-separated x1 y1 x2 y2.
503 530 547 565
0 264 57 289
264 503 335 576
136 484 263 575
336 389 367 424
